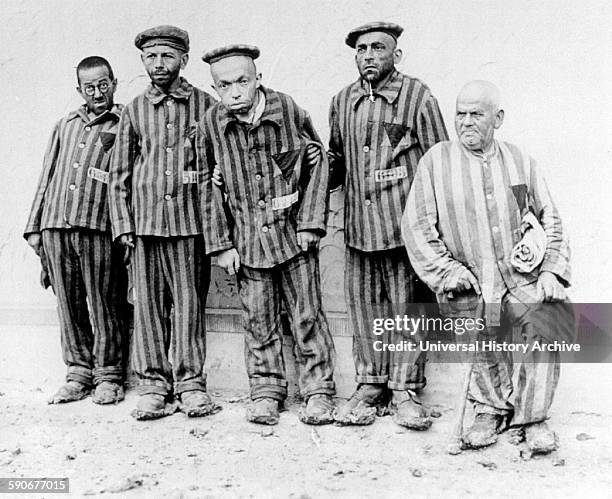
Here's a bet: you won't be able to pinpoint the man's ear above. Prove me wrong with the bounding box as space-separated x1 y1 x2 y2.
255 72 262 89
76 85 83 99
393 48 403 65
180 52 189 69
494 109 505 129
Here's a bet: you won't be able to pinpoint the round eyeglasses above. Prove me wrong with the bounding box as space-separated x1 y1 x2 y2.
82 81 111 96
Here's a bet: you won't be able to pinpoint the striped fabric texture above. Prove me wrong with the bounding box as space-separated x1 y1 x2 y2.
131 235 210 395
109 78 217 238
25 105 123 235
199 87 329 268
42 229 127 385
328 70 448 251
345 246 428 390
402 140 571 324
468 297 562 425
237 252 336 401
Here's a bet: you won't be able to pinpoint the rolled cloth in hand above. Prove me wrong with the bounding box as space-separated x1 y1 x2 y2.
510 211 546 273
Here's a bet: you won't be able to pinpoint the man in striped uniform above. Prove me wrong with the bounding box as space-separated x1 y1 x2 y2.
403 81 572 454
108 26 219 420
328 22 448 428
24 56 127 405
199 45 336 425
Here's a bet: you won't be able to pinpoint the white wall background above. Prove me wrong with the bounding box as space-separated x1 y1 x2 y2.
1 0 611 315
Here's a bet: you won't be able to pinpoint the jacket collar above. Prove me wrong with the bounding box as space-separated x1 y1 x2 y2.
144 76 193 105
67 103 123 125
350 69 403 109
218 86 283 134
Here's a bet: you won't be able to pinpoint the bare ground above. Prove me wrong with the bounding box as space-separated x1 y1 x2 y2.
1 325 611 498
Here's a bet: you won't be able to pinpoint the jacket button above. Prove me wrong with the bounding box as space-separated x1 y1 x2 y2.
166 123 174 129
255 174 262 181
166 147 172 153
69 184 76 191
258 200 265 208
165 170 171 176
73 162 80 169
365 199 371 206
78 143 85 149
85 126 91 132
262 226 269 233
164 194 171 201
363 145 370 153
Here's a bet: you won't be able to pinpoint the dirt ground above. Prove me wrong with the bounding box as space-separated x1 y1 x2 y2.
1 325 611 498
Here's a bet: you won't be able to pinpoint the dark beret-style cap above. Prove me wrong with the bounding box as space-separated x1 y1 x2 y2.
202 44 260 64
345 21 404 48
134 25 190 53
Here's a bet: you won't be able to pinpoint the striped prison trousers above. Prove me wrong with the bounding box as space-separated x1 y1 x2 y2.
237 251 336 401
132 235 210 396
42 229 127 386
345 246 433 390
468 298 574 426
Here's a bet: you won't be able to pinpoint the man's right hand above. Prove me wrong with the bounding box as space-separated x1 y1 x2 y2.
212 165 224 188
217 248 240 276
119 233 135 264
444 267 481 299
26 233 42 256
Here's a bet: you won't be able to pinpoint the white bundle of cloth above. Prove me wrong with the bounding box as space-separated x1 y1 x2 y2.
510 211 546 273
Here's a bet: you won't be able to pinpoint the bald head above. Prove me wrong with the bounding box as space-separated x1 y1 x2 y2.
457 80 501 112
455 80 504 153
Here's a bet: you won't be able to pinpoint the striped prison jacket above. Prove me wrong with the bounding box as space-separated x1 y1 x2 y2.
108 77 217 239
328 70 448 252
198 87 329 268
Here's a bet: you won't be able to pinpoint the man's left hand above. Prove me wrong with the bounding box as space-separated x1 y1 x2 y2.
305 144 321 167
297 230 320 252
537 271 566 302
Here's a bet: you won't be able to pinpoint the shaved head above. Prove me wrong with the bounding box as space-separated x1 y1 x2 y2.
455 80 504 153
457 80 501 112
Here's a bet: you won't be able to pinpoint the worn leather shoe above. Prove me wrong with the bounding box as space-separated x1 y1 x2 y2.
48 381 90 404
299 394 335 425
92 381 124 405
463 413 504 449
333 384 388 426
525 421 559 454
246 397 280 425
179 390 222 418
131 393 178 421
389 390 432 430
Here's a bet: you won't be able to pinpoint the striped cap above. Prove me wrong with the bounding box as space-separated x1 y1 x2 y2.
135 25 190 53
202 44 260 64
345 21 404 48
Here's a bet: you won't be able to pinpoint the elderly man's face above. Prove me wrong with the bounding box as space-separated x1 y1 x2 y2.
211 56 261 115
455 92 503 152
354 31 400 84
141 44 188 88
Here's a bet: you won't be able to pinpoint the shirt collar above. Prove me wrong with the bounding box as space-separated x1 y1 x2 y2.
350 70 403 109
460 139 499 161
145 76 194 105
234 89 267 125
219 86 283 134
68 104 123 125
